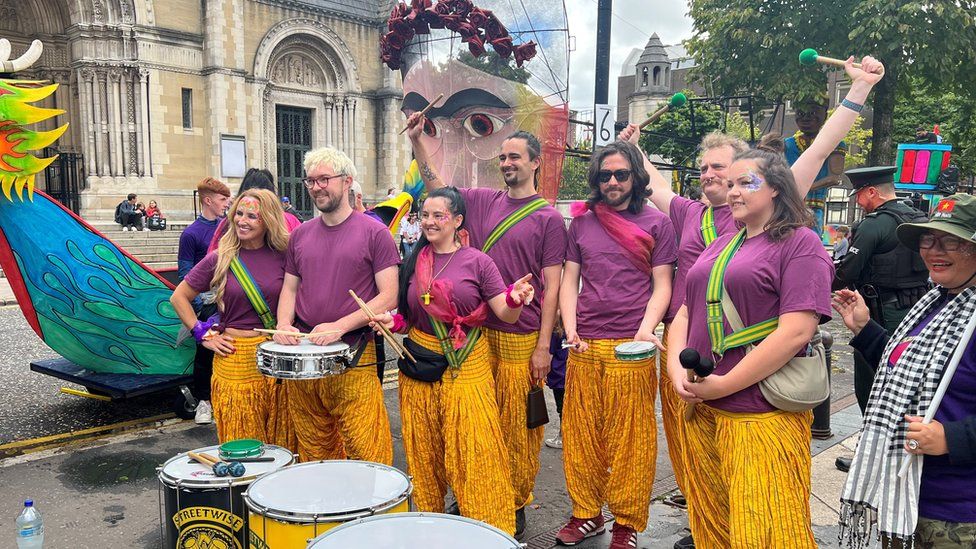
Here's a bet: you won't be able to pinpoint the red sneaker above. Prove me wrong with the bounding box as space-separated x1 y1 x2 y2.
555 514 606 546
609 523 638 549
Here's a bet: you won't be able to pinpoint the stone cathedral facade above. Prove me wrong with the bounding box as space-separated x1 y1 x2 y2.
3 0 409 219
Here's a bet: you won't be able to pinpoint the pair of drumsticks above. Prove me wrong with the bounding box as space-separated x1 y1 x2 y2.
349 290 415 363
188 451 246 477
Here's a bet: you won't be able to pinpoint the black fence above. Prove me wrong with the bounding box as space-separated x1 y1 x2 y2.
41 149 84 214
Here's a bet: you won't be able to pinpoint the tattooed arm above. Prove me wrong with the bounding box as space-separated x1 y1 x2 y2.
405 112 446 190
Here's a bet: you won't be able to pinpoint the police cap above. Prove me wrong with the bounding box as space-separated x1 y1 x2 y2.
847 166 897 197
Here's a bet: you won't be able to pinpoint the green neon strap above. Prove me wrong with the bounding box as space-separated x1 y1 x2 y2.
705 229 779 356
429 318 481 370
482 197 550 253
700 206 717 246
229 256 276 330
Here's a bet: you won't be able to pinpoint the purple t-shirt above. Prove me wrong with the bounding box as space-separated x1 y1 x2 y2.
405 246 507 335
184 247 285 330
285 212 401 328
459 188 567 334
178 216 220 277
684 228 834 412
565 207 678 339
888 297 976 522
668 197 737 322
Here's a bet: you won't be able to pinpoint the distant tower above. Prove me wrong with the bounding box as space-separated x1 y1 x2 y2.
628 33 671 123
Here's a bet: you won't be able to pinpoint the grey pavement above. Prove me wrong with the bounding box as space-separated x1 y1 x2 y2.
0 275 16 306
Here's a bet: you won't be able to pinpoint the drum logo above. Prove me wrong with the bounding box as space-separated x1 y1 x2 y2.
173 506 244 549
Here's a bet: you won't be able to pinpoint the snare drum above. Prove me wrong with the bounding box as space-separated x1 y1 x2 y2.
614 341 657 361
243 460 412 547
158 444 294 549
256 340 354 379
307 513 522 548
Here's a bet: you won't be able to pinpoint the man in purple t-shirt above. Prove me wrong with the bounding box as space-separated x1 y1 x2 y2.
273 147 399 465
177 177 231 426
557 140 677 549
406 114 566 538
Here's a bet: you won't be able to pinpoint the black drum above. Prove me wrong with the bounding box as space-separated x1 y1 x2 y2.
158 444 294 548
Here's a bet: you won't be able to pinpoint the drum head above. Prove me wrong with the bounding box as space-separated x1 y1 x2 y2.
159 445 294 489
308 513 521 548
258 340 349 355
615 341 656 355
219 438 264 459
244 461 411 521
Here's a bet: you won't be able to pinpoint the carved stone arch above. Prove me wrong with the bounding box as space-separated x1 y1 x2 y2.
254 18 361 93
74 0 137 26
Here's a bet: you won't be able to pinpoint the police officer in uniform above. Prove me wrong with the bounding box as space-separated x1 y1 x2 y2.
833 166 930 471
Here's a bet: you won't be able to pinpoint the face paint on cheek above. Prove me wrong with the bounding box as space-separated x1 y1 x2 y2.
743 171 764 192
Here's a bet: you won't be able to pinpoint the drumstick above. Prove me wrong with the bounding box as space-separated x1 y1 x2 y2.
188 451 217 466
399 93 444 135
348 289 416 363
254 328 341 338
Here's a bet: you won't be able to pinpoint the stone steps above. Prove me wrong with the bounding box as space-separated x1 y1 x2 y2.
87 220 190 271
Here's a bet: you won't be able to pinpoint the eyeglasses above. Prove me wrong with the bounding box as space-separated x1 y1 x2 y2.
597 169 632 183
302 174 345 189
919 233 968 252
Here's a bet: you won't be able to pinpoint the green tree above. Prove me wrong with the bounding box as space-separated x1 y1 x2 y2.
456 50 531 83
892 76 976 178
685 0 976 166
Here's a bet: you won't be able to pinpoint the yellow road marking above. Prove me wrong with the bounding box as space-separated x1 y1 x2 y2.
59 387 112 401
0 413 176 454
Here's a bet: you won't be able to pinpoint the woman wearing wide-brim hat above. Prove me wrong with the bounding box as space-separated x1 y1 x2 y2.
834 192 976 548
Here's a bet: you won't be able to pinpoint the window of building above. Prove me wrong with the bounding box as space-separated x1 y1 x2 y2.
641 67 648 87
181 88 193 129
653 66 661 86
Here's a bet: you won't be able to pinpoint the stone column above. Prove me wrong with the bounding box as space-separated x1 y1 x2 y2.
325 98 334 148
78 69 97 176
108 69 124 176
137 69 151 177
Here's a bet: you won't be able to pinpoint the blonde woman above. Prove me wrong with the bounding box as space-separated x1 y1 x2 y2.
171 189 289 443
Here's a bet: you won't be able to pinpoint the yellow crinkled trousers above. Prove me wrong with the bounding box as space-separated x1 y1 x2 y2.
484 328 544 510
684 404 815 549
211 335 271 444
563 338 657 532
265 379 298 454
288 341 393 464
658 324 691 496
400 328 516 535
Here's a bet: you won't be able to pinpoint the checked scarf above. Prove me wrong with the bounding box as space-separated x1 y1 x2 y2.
839 286 976 547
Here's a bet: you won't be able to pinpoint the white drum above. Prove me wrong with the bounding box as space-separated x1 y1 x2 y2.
256 340 354 379
243 460 413 547
157 444 295 549
307 512 523 548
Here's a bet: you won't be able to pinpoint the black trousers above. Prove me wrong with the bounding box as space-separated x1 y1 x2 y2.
192 344 213 401
551 387 565 419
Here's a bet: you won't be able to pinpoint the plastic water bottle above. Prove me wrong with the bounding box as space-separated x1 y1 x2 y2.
15 500 43 548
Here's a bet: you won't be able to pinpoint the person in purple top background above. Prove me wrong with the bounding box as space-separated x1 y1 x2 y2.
835 193 976 548
672 146 835 548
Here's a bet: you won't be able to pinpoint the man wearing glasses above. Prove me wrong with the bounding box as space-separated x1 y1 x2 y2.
273 147 400 465
556 140 676 549
832 166 930 470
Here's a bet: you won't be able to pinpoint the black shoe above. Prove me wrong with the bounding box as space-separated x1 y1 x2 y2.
515 507 526 540
445 500 460 515
835 456 853 473
674 533 695 549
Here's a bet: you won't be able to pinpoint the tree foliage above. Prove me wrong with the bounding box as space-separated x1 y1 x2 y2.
685 0 976 165
456 50 531 83
892 76 976 178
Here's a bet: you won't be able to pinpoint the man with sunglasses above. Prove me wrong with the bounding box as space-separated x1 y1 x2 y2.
405 112 567 539
833 166 930 470
273 146 399 465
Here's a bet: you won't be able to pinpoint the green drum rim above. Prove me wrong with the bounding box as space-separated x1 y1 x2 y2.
614 342 657 361
219 438 265 459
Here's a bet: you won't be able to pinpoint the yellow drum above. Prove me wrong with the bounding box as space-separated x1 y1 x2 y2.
242 460 411 548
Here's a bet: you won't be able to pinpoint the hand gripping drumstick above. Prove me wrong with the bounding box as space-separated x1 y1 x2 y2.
679 349 715 421
639 93 687 130
798 49 885 75
348 289 416 363
399 93 444 135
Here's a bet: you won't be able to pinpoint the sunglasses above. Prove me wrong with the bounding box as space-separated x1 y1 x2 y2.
597 169 632 183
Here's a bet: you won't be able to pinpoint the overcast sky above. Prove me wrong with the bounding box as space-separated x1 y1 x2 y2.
563 0 693 111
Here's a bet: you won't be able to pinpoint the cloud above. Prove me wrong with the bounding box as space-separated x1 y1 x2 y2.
564 0 692 111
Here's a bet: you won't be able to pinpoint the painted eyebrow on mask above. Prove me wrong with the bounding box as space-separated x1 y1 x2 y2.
402 89 511 118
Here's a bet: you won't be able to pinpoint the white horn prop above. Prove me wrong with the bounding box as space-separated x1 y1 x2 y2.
0 39 11 63
2 39 43 73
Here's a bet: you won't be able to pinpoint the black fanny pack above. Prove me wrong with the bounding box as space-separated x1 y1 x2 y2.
398 337 449 382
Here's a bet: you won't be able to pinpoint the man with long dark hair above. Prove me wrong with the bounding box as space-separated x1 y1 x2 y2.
557 140 677 549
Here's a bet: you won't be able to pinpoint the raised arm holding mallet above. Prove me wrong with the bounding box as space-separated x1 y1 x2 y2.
799 49 885 75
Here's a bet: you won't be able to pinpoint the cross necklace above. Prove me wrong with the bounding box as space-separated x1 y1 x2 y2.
422 245 460 305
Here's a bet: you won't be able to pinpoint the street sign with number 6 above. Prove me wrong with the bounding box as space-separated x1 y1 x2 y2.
594 104 615 148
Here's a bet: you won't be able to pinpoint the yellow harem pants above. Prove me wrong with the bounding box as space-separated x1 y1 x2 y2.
287 341 393 464
211 335 271 444
683 404 815 549
483 328 544 510
265 379 298 454
400 329 516 535
563 338 657 532
658 324 691 496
